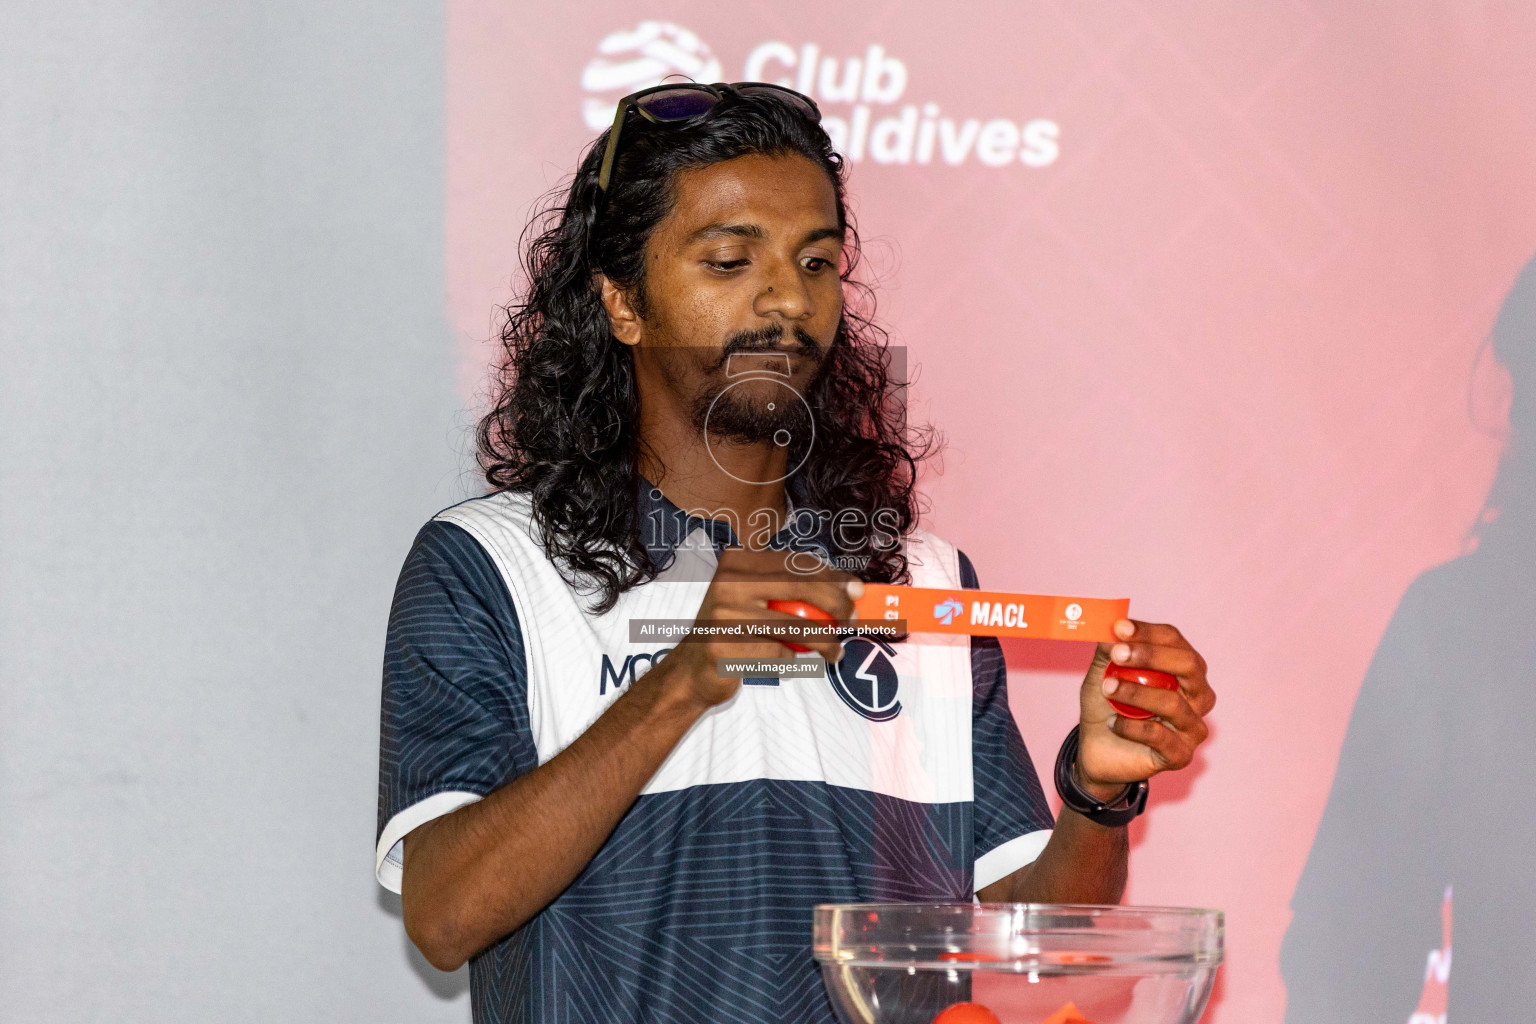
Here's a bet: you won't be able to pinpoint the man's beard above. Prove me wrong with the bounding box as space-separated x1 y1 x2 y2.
690 323 823 445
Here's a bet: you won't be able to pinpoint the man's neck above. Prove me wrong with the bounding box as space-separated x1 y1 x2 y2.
630 355 797 547
638 448 790 550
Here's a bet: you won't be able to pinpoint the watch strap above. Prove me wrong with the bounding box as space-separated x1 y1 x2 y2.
1053 725 1149 827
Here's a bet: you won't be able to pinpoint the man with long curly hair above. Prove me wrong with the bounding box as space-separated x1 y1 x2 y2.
375 84 1215 1024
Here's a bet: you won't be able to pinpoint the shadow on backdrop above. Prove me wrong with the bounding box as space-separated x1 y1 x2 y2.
377 886 471 1002
1281 253 1536 1023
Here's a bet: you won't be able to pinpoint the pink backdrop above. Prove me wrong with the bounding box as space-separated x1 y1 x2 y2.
446 3 1536 1019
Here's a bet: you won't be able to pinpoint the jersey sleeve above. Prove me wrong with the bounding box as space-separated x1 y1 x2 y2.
959 549 1056 893
375 519 537 893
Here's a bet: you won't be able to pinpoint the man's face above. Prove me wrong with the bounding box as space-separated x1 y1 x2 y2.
606 152 845 445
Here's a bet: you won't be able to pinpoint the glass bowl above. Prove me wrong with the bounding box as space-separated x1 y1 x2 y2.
814 903 1223 1024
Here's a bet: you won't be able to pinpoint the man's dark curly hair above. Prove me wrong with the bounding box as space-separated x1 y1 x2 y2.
476 91 934 613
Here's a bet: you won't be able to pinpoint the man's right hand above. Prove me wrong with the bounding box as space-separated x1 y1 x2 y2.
402 544 864 971
650 545 864 711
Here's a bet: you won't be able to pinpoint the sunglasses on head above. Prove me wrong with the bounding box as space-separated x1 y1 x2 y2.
595 82 822 197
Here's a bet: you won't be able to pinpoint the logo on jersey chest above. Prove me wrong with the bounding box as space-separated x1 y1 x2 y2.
600 648 672 694
827 637 902 721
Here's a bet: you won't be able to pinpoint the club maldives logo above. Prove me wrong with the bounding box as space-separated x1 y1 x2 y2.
582 21 1059 169
581 23 724 133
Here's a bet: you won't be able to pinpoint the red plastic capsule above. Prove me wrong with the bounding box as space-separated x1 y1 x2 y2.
931 1003 1002 1024
1104 664 1179 720
765 599 835 653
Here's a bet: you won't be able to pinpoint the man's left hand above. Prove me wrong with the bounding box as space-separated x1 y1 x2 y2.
1075 619 1215 799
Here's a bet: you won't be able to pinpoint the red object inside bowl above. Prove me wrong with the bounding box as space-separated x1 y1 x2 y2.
931 1002 1001 1024
1104 664 1179 720
765 599 835 654
937 951 1006 963
1040 1002 1101 1024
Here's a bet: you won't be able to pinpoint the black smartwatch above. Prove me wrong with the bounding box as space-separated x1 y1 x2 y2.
1053 725 1149 827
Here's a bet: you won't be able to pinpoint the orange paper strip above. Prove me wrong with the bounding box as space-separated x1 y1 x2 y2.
1040 1002 1100 1024
853 584 1129 643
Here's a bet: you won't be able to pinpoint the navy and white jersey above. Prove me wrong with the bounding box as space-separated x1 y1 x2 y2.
376 486 1055 1024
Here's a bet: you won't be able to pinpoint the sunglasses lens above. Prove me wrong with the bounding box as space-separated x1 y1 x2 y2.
734 85 820 122
634 87 720 122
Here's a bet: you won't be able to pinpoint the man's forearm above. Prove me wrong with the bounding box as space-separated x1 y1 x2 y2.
976 810 1128 904
401 670 705 970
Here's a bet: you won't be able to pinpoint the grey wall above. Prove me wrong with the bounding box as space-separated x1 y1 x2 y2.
1 4 476 1020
